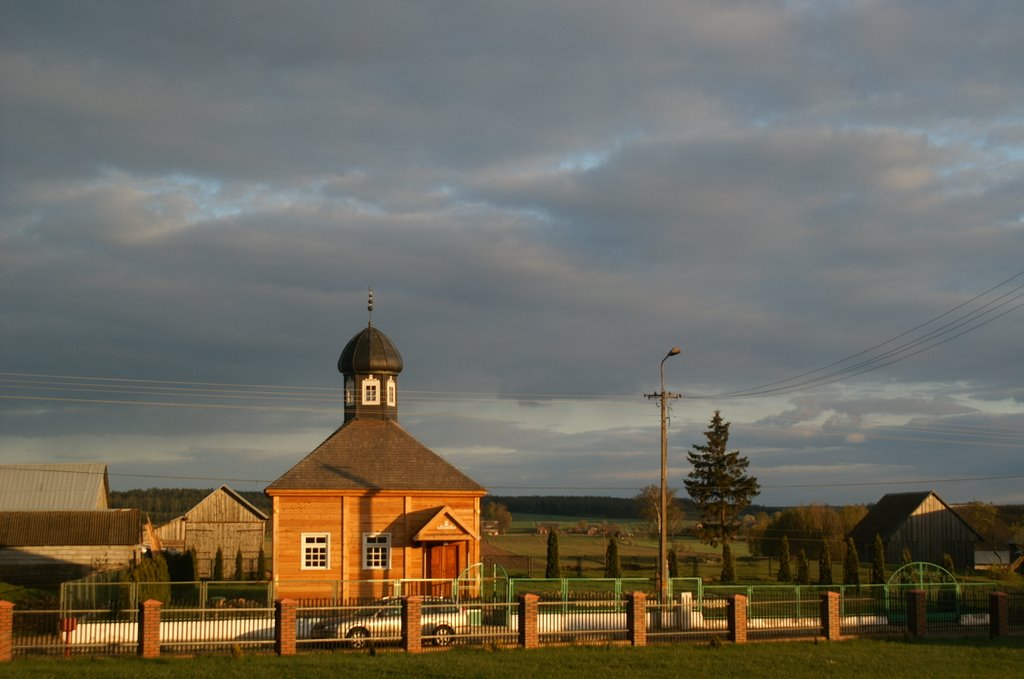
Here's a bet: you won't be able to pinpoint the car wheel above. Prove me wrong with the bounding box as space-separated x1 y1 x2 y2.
432 624 455 646
346 627 370 649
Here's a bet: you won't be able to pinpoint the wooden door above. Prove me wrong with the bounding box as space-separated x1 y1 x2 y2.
426 542 461 596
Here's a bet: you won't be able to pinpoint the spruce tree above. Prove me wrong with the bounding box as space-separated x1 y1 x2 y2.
796 548 810 585
720 542 736 583
871 534 886 585
544 530 561 578
942 553 956 577
213 547 225 581
684 411 760 548
256 547 267 581
817 540 833 585
777 535 792 582
604 537 622 578
234 548 244 580
668 548 679 579
843 537 860 587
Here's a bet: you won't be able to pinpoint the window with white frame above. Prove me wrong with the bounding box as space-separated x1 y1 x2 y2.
362 532 391 569
345 377 355 406
301 533 329 570
362 375 380 405
386 377 396 406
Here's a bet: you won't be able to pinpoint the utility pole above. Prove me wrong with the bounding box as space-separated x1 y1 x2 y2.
645 347 681 604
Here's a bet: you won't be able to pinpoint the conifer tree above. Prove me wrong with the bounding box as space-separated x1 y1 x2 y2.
777 535 792 582
234 548 244 580
871 534 886 585
256 547 267 581
796 548 810 585
720 542 736 583
213 547 225 581
843 538 860 587
817 540 833 585
668 548 679 579
604 537 622 578
684 411 760 550
544 530 561 578
942 553 956 577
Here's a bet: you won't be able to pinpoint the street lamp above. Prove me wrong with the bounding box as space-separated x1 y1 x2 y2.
652 347 681 604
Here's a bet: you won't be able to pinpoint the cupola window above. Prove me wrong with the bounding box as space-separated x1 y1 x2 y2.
386 377 396 406
344 377 355 406
362 375 380 405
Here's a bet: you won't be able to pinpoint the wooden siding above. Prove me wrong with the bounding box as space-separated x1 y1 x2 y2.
271 491 482 600
168 487 269 578
0 545 140 587
886 494 977 569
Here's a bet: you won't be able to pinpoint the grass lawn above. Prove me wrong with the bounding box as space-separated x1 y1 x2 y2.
3 638 1022 678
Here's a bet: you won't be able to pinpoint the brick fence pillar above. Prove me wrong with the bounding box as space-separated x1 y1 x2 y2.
402 595 423 654
989 592 1009 638
907 590 927 638
138 599 162 658
727 594 747 644
275 598 297 656
820 591 842 641
518 593 539 649
0 600 13 662
626 591 647 646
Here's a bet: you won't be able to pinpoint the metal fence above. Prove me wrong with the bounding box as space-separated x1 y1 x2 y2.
8 580 1020 658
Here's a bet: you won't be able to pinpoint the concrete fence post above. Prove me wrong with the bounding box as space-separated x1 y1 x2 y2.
138 599 162 658
727 594 747 644
402 595 423 653
626 591 647 646
907 590 927 638
0 600 13 662
274 598 297 656
820 591 842 641
989 592 1009 638
518 593 539 649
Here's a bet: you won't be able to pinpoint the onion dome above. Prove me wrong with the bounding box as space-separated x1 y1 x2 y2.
338 324 404 376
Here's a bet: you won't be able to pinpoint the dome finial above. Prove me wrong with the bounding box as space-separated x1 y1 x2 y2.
367 287 374 325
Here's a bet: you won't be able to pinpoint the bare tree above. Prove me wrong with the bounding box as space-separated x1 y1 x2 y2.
633 484 684 538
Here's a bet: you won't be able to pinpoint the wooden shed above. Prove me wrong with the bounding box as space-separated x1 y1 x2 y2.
155 485 268 579
847 490 982 571
0 509 145 587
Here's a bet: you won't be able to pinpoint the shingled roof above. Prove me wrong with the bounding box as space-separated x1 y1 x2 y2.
0 509 143 547
265 418 485 493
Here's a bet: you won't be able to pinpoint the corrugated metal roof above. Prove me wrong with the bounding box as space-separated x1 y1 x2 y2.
0 509 142 546
0 463 108 510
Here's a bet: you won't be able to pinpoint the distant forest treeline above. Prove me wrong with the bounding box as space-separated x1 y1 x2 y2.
484 495 782 520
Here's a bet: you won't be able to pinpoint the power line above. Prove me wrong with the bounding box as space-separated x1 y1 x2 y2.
705 274 1024 399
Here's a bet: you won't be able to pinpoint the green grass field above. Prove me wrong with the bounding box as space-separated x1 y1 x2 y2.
3 638 1022 678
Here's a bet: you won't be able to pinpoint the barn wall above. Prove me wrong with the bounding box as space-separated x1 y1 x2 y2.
0 545 139 587
886 495 978 569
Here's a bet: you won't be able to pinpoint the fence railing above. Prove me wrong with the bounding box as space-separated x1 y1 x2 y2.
4 583 1021 660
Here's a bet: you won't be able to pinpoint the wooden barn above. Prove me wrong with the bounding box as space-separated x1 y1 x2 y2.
153 485 268 579
266 301 486 600
847 490 982 571
0 509 145 587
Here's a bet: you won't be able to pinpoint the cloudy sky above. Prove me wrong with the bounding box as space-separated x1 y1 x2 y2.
2 1 1022 507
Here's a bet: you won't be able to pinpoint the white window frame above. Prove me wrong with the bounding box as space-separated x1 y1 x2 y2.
301 532 330 570
362 532 391 570
362 375 380 405
344 377 355 406
386 377 396 406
